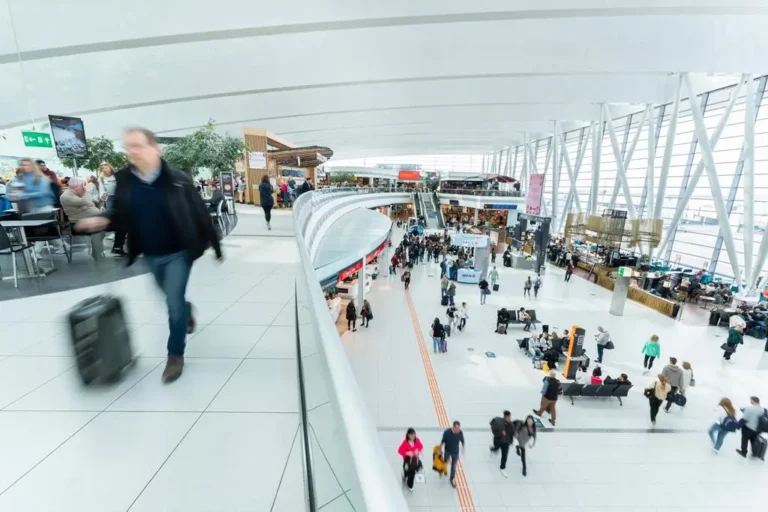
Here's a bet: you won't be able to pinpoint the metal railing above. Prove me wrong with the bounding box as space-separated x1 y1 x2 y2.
292 189 410 512
439 188 522 197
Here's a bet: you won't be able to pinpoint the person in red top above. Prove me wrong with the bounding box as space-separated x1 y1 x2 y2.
398 428 423 491
390 254 399 275
590 367 603 385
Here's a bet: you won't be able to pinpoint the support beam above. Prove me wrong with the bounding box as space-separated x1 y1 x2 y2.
645 103 656 217
552 123 559 227
511 146 519 179
639 104 665 219
603 104 637 220
521 134 529 192
654 74 683 220
557 125 583 213
589 106 604 215
656 79 743 256
559 126 590 233
743 75 755 287
609 108 646 210
684 73 741 287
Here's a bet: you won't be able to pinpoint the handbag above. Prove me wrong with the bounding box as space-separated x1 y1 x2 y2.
643 386 654 399
689 372 695 387
604 341 615 350
720 343 736 353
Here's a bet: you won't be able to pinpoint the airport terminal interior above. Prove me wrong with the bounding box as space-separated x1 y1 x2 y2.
1 2 768 511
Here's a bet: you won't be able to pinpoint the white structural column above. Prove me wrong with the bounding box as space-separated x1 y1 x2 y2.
603 104 637 219
743 74 756 286
511 146 519 179
589 113 603 214
645 103 656 217
552 123 559 226
557 125 583 213
558 127 590 233
609 107 646 210
654 74 683 220
521 134 529 192
684 73 741 287
481 154 486 176
656 78 743 256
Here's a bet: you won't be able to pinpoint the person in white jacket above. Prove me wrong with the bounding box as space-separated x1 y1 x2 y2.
458 302 469 331
708 397 740 453
595 326 611 364
488 266 500 289
680 361 694 395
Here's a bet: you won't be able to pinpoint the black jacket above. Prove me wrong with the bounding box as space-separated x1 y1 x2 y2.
107 159 222 266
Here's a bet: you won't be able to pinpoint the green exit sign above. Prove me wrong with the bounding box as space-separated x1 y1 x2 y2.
22 131 53 148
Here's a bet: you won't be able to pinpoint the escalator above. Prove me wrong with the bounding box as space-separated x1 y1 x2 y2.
418 192 439 230
412 192 423 219
432 192 447 229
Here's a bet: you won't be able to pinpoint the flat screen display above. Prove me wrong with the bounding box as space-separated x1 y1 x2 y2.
48 115 88 158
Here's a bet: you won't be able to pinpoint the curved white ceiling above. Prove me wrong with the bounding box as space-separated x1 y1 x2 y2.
1 0 766 160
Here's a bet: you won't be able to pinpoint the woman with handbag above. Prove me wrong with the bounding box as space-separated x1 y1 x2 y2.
398 428 424 491
708 397 740 453
361 300 373 328
431 318 446 354
644 374 671 425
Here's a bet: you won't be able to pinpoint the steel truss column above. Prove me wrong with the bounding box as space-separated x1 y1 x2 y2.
609 110 642 210
657 79 743 257
511 146 519 179
589 106 604 215
521 134 529 192
559 126 589 233
604 104 637 219
557 124 583 213
663 93 707 261
709 77 766 282
552 123 559 226
645 103 657 217
638 104 665 219
744 77 768 287
684 73 742 286
654 74 684 221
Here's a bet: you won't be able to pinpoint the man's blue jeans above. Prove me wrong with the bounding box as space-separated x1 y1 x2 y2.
145 251 192 357
597 344 605 363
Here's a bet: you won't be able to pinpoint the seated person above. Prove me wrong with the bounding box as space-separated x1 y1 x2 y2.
590 367 603 385
529 333 551 367
208 186 227 214
519 308 533 332
60 177 104 259
496 308 510 334
604 373 632 387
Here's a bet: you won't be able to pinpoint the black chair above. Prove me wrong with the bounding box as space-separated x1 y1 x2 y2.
562 383 584 405
0 227 35 288
595 385 614 398
22 211 69 263
612 385 632 406
579 384 601 398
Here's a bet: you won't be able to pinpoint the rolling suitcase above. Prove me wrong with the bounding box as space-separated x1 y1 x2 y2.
440 338 447 353
445 324 452 338
441 296 449 306
493 283 500 292
68 295 134 385
752 435 767 460
708 309 720 326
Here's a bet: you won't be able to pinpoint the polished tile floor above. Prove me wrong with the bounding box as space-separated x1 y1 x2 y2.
343 228 768 512
0 207 337 512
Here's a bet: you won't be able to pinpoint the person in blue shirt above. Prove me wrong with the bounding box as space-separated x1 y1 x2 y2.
10 158 54 212
440 421 465 488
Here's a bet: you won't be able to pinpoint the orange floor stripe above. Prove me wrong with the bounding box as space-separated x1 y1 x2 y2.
405 289 477 512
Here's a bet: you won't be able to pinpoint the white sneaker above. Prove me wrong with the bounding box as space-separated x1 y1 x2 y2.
500 469 508 478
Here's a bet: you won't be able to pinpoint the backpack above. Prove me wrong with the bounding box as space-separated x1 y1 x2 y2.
489 417 505 436
535 278 541 287
758 408 768 434
721 412 739 433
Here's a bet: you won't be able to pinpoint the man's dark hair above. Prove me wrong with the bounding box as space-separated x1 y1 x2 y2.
124 126 158 145
35 159 45 165
453 421 461 427
751 396 760 404
670 357 677 365
503 410 511 417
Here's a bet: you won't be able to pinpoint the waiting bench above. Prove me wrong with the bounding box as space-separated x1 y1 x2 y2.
562 383 633 406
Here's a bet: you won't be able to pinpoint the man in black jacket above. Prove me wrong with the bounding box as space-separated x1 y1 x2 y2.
489 410 514 477
77 127 222 383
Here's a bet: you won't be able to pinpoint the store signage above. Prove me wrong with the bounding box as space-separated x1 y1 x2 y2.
366 239 388 264
22 131 53 148
449 200 460 206
483 203 518 210
485 351 496 358
248 151 267 169
525 174 544 215
319 274 340 290
316 152 328 163
220 172 234 198
453 234 489 248
338 261 363 281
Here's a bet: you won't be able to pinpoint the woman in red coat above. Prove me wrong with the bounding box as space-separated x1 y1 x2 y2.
398 428 423 491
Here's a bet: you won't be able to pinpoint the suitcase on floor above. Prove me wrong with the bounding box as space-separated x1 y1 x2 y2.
493 283 500 292
752 434 767 460
579 354 590 372
440 338 447 353
68 295 134 385
708 309 720 326
441 296 449 306
445 324 452 337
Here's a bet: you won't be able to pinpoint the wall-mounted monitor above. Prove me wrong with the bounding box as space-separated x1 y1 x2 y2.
48 115 88 158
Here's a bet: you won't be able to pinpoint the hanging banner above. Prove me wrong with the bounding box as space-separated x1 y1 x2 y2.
525 174 544 215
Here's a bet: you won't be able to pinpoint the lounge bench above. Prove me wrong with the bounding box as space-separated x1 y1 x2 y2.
561 383 633 406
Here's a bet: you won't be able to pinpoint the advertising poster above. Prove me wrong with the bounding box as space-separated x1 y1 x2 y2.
48 115 88 158
220 172 234 198
525 174 544 215
248 151 266 169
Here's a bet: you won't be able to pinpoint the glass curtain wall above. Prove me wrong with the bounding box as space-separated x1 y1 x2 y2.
515 75 768 279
